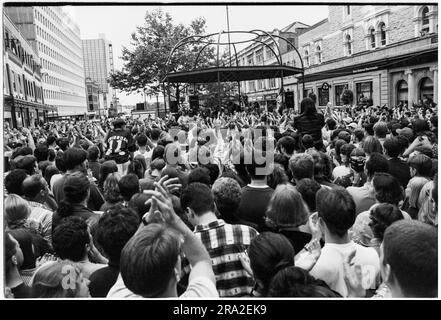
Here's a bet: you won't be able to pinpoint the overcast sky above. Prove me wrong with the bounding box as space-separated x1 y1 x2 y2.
69 3 329 105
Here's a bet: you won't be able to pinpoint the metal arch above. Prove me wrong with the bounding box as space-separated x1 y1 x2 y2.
249 29 284 65
193 41 215 70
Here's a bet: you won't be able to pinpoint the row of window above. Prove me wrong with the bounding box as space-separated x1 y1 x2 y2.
8 68 43 102
37 40 83 74
44 73 85 94
44 89 85 103
246 78 278 92
41 58 84 84
4 30 40 72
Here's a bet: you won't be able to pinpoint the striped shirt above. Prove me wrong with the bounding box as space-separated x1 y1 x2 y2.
183 219 258 297
27 201 53 246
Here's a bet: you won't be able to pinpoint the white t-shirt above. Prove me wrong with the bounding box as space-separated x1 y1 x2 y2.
107 274 218 298
309 241 380 297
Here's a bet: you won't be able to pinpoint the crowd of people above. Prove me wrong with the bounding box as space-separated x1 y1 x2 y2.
3 96 438 298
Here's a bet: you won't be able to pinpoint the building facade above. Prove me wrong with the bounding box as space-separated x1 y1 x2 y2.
5 6 87 117
297 5 438 109
85 77 100 118
82 34 117 115
3 11 55 128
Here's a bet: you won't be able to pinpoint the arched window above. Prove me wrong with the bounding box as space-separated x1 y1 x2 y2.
370 28 376 48
419 77 433 101
316 46 322 64
396 80 408 105
379 23 387 46
346 34 352 55
422 6 430 32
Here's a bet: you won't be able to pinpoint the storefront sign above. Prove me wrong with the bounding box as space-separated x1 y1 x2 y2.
264 94 278 100
352 66 379 74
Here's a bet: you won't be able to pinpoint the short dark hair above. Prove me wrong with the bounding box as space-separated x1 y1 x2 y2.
5 169 28 195
301 134 314 149
118 174 140 201
14 155 37 175
296 178 321 212
278 136 296 155
408 154 433 177
188 167 211 186
95 205 140 264
369 203 403 241
151 128 161 141
372 173 404 206
203 163 220 185
52 216 90 262
316 187 356 237
180 182 214 216
87 146 100 161
34 144 49 163
325 118 337 130
22 174 45 199
57 137 70 151
46 135 56 146
365 152 389 177
362 136 383 155
120 223 181 297
383 137 402 158
354 129 364 142
136 134 148 147
55 151 66 172
63 148 87 170
383 220 437 297
301 97 316 115
289 153 314 180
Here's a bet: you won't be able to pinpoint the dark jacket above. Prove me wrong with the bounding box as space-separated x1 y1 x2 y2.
293 112 325 142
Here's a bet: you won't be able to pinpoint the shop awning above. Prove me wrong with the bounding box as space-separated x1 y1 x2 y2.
163 65 303 84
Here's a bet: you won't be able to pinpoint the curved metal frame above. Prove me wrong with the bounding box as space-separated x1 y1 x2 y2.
163 29 305 112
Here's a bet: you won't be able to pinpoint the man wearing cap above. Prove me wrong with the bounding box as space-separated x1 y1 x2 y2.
104 119 136 176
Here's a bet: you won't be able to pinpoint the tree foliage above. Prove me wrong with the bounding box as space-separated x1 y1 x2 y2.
109 9 216 99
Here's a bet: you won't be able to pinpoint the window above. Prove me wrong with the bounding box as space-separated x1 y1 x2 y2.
257 79 265 90
316 46 322 64
287 38 295 51
346 34 352 55
269 78 276 88
396 80 408 105
318 87 329 106
334 84 347 106
419 77 433 100
356 81 373 105
256 50 263 65
370 28 376 48
422 6 430 33
379 23 387 46
248 81 256 92
247 54 254 66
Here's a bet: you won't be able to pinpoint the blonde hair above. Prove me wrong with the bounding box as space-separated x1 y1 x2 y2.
266 184 310 227
5 194 31 223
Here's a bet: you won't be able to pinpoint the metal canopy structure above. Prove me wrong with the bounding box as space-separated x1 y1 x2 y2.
163 29 305 112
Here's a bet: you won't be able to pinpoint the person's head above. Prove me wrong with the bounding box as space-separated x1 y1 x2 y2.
95 205 140 265
211 177 242 222
365 152 389 179
46 135 57 147
340 144 356 166
52 216 90 262
118 173 140 202
316 187 356 238
372 173 404 206
14 155 38 175
301 134 314 150
267 266 341 297
267 165 289 189
120 223 182 297
277 136 296 156
202 163 220 185
129 192 153 220
22 174 50 202
300 97 317 115
289 153 314 181
181 183 215 224
87 146 100 162
408 153 432 177
325 118 337 131
188 167 211 186
63 172 91 205
55 151 66 173
412 119 430 136
266 184 309 228
31 261 90 298
5 194 31 225
151 145 165 162
381 220 437 297
113 118 126 130
99 160 118 186
383 136 403 158
369 204 403 241
353 129 365 143
5 169 28 196
44 164 60 186
63 147 87 172
136 134 148 148
7 228 36 270
34 144 49 163
149 158 166 180
248 232 295 294
56 137 70 151
296 178 321 212
373 121 388 139
337 131 351 144
103 172 122 204
362 136 383 156
127 159 144 180
151 128 161 141
4 232 24 273
308 150 332 181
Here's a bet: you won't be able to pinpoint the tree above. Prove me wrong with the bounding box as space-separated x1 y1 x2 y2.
109 9 216 104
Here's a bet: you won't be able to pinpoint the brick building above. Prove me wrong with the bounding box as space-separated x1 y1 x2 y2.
297 5 438 109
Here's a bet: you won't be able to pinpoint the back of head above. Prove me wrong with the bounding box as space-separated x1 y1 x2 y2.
22 174 45 200
136 134 148 147
383 137 402 158
87 146 100 162
383 220 437 297
63 148 87 171
129 192 152 220
363 136 383 155
63 172 90 204
354 129 365 142
372 173 403 205
289 153 314 180
120 224 181 297
5 169 28 196
52 216 90 262
369 203 403 241
211 177 242 220
296 178 322 212
99 160 118 185
203 163 220 185
316 187 356 237
300 97 316 115
268 266 340 297
188 167 211 186
7 228 35 270
278 136 296 155
151 145 165 162
127 159 144 179
34 144 49 163
14 155 37 175
95 205 140 264
249 232 295 293
266 184 309 227
181 182 214 216
373 121 388 138
365 152 389 177
301 134 314 150
408 153 433 177
44 165 60 186
57 137 70 151
325 118 337 130
5 194 31 225
103 172 122 204
151 128 161 141
118 173 140 202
